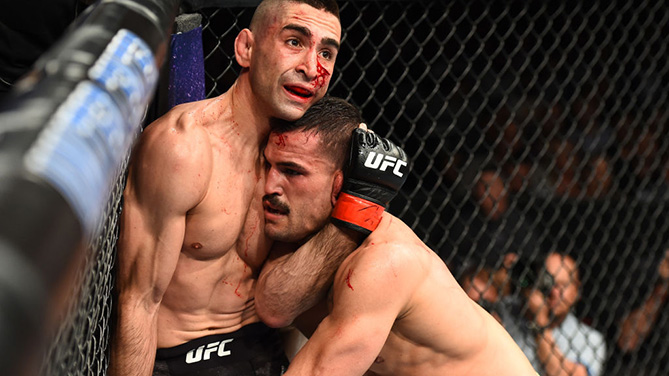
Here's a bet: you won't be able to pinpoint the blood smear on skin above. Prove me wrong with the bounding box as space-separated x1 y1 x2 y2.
346 269 354 291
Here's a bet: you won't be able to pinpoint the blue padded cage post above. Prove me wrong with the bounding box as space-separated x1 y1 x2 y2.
168 13 206 108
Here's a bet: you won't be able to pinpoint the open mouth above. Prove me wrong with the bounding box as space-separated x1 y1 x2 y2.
285 85 313 99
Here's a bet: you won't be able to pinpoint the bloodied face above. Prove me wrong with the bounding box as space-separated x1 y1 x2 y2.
245 2 341 121
262 129 342 242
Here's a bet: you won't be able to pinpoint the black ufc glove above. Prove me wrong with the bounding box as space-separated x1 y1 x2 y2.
331 128 409 235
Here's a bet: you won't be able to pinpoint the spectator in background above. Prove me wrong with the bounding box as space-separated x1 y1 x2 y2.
548 138 582 198
465 168 544 270
564 84 616 200
460 262 502 322
447 163 544 317
483 100 539 194
486 93 614 201
614 115 669 202
439 98 551 269
459 252 519 323
480 96 613 200
474 169 508 220
616 250 669 361
497 251 607 376
525 136 613 200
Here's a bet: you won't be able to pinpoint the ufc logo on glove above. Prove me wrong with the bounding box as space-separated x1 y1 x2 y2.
364 152 408 177
331 128 410 235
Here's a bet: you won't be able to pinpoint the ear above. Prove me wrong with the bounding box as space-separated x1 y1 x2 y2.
235 28 253 68
331 170 344 207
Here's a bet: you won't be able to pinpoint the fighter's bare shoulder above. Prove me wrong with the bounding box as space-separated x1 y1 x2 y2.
154 96 226 133
340 213 428 293
362 213 425 255
129 99 217 205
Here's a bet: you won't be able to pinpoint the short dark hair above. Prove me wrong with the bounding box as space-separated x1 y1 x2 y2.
296 0 339 19
252 0 340 29
273 96 363 169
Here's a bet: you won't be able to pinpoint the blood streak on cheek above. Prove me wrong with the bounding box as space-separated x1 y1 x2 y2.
312 61 331 90
345 269 354 291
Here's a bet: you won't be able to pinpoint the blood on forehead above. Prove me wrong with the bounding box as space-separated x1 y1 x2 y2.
270 131 319 151
274 134 287 148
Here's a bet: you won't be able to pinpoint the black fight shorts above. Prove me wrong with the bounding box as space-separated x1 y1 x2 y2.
153 322 289 376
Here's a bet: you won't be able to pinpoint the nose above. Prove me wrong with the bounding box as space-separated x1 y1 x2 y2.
296 49 318 80
264 167 284 196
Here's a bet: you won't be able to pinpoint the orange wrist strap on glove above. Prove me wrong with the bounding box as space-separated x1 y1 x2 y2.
331 193 385 234
331 128 409 235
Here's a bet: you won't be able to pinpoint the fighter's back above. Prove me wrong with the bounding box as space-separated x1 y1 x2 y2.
349 213 536 376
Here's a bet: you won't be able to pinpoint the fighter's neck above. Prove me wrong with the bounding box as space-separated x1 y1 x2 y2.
227 78 273 144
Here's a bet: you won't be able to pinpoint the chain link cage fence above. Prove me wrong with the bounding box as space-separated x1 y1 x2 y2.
40 0 668 375
41 160 128 376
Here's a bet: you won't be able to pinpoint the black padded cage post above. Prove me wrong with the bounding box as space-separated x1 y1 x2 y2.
0 0 179 374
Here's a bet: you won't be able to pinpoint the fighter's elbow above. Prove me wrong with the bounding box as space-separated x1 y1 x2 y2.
257 308 293 328
255 296 294 328
262 314 293 329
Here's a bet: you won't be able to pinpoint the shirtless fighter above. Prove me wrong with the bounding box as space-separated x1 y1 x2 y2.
258 96 538 376
108 1 362 375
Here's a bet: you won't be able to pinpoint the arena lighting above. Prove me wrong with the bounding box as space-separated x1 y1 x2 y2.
0 0 179 373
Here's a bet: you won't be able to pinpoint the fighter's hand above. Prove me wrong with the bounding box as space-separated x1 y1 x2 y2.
526 289 551 332
331 127 410 235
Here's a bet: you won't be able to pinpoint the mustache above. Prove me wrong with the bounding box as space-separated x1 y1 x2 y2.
263 194 290 214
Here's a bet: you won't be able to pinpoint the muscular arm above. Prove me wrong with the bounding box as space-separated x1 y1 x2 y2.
284 245 415 376
109 113 211 376
255 224 363 328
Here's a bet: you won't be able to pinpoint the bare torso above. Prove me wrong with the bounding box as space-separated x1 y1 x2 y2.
342 214 536 376
139 93 272 348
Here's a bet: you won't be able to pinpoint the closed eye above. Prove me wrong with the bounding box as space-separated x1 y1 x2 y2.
276 161 306 176
283 168 302 176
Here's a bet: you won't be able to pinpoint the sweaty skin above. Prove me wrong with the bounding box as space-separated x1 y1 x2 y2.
109 2 341 375
115 92 269 352
150 95 268 347
286 212 537 376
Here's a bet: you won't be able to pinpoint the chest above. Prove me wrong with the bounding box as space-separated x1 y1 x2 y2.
181 147 268 268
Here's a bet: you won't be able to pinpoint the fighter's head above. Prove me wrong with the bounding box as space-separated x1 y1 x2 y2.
235 0 341 121
263 96 362 242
